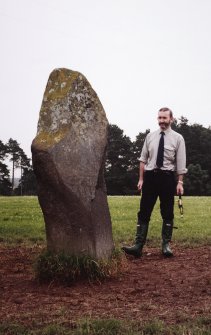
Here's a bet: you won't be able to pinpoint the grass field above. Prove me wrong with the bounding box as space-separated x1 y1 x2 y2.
0 196 210 247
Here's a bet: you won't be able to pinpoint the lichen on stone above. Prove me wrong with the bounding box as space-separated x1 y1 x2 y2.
35 68 107 151
33 125 70 150
44 68 79 102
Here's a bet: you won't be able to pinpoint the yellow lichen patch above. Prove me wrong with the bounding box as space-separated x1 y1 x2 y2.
34 125 70 150
44 69 80 102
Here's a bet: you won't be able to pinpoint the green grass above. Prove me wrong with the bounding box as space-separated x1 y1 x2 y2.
0 196 211 246
110 195 211 247
0 196 45 244
0 317 210 334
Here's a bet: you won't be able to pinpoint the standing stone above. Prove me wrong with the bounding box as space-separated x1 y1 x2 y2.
31 68 114 259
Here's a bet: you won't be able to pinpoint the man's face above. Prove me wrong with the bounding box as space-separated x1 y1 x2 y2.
157 111 172 130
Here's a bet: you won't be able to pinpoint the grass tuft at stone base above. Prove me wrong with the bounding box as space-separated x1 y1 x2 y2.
34 248 127 284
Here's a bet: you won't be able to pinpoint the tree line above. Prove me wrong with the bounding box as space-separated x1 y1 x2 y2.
0 139 36 195
1 116 211 196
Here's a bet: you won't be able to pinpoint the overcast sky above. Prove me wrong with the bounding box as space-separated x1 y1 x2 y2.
1 0 211 161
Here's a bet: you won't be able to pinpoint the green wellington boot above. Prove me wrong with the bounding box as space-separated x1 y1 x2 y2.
162 220 174 257
122 222 149 258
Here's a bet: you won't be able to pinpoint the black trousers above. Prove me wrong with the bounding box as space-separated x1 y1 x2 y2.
138 169 177 223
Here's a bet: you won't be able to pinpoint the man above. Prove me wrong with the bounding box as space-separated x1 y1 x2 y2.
122 107 187 258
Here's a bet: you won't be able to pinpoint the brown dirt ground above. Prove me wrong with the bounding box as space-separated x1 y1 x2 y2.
0 244 210 328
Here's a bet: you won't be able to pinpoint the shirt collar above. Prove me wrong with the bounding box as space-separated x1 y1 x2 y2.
158 126 172 135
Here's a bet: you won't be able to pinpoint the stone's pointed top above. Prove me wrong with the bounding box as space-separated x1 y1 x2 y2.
32 68 107 151
44 68 80 102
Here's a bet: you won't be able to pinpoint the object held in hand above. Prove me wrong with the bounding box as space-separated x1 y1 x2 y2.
178 194 184 218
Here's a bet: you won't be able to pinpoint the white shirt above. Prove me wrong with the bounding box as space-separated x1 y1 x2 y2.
139 127 187 175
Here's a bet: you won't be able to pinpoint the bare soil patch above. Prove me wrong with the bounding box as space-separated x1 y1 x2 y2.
0 244 210 328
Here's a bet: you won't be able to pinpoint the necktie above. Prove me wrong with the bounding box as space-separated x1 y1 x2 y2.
156 132 165 168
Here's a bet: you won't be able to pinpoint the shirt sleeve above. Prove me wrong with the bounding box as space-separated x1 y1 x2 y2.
138 136 149 163
176 136 188 175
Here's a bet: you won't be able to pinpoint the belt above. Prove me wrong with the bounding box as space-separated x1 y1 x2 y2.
146 169 174 175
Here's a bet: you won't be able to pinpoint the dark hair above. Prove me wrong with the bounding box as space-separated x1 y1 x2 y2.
159 107 173 118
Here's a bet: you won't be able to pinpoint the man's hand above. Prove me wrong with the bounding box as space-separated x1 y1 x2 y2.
176 182 184 195
137 179 143 192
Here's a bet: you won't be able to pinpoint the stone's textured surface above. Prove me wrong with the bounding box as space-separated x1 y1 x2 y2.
32 68 114 259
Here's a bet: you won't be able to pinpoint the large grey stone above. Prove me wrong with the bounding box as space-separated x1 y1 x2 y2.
31 68 114 259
